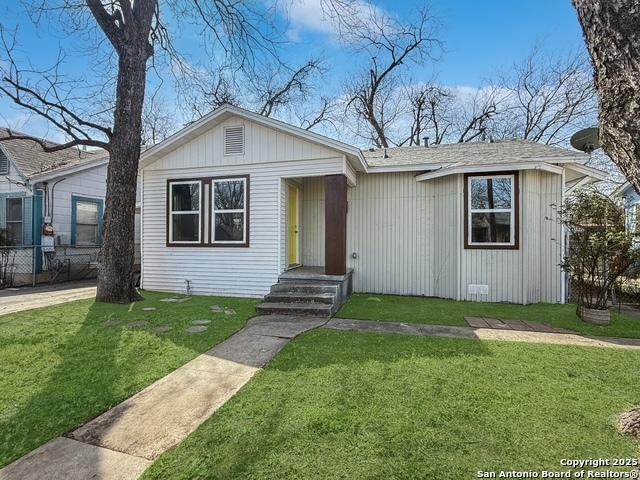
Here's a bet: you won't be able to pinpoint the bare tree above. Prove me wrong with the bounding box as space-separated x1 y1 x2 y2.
494 48 596 145
344 8 439 148
0 0 289 303
142 94 177 145
572 0 640 192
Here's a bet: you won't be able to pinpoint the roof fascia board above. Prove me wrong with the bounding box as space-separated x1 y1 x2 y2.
28 156 109 183
415 162 563 182
365 163 451 173
562 162 608 181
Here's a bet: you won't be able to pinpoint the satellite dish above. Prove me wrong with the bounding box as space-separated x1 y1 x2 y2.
570 127 600 153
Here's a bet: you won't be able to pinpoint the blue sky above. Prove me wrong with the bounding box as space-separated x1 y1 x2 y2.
0 0 588 139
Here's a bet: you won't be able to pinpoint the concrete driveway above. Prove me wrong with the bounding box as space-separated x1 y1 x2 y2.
0 280 97 316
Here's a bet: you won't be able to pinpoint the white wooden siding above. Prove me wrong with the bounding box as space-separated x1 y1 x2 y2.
301 169 562 303
346 172 431 296
301 176 324 266
146 116 341 172
0 162 29 195
142 158 344 297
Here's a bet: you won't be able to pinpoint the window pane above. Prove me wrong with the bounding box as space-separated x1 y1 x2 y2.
470 177 512 209
471 212 512 243
6 222 22 245
76 224 98 245
172 183 200 211
77 201 99 224
6 198 22 221
214 212 244 242
172 214 199 242
214 180 244 210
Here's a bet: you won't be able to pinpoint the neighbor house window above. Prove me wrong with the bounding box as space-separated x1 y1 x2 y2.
212 177 247 245
6 197 22 245
72 197 103 246
168 180 201 244
466 173 518 248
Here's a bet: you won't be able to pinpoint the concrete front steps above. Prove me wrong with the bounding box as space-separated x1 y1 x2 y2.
257 267 353 318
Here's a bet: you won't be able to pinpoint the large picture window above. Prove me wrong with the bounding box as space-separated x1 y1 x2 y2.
6 197 23 245
168 180 201 244
212 177 247 245
465 173 518 249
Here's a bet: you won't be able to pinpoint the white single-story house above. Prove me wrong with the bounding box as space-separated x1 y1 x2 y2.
0 129 140 285
615 182 640 233
138 105 606 310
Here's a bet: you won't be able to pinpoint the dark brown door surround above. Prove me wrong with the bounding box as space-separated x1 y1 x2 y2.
324 174 348 275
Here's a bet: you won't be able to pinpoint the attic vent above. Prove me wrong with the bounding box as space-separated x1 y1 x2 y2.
0 149 8 175
224 125 245 155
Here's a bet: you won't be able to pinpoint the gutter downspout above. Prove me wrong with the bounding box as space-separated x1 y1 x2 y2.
560 168 566 304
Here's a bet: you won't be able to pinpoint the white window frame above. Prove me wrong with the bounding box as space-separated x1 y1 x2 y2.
467 174 516 247
211 177 247 244
5 197 23 245
168 180 202 244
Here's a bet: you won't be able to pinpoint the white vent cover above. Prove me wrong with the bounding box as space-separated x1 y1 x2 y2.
468 284 489 295
224 125 245 155
0 148 8 175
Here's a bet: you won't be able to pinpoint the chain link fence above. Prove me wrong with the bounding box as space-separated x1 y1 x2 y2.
0 245 101 289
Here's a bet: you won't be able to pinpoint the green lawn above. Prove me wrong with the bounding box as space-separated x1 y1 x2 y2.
337 293 640 338
144 329 640 480
0 290 258 468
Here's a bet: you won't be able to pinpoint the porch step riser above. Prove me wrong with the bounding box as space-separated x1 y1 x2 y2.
270 284 339 295
256 302 333 317
264 293 336 304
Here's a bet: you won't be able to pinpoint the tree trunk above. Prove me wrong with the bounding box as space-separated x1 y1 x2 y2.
573 0 640 191
96 51 148 303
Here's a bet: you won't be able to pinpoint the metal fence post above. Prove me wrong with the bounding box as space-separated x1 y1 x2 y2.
32 245 36 287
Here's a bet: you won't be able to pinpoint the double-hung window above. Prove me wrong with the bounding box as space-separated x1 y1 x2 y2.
6 197 23 245
72 197 104 245
212 177 247 245
168 180 201 244
466 173 518 248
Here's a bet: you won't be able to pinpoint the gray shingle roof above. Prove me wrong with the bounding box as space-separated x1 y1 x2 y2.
362 139 587 167
0 128 108 178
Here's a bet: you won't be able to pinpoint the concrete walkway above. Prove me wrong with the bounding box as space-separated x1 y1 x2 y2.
326 318 640 350
0 280 97 316
0 315 327 480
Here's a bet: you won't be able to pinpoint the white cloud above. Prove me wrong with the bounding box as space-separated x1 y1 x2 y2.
281 0 387 41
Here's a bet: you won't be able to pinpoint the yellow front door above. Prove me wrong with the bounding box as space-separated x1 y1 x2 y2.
288 184 299 267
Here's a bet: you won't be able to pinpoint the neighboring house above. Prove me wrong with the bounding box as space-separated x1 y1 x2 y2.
138 105 605 306
0 129 140 285
615 182 640 233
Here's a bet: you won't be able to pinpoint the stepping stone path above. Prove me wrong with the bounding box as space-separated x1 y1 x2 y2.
224 309 236 316
142 307 156 312
186 325 207 334
103 319 121 328
160 298 178 303
210 305 222 313
192 320 211 325
464 316 576 334
128 321 149 330
153 325 172 334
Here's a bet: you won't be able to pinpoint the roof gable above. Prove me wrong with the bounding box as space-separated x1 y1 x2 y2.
0 128 108 179
140 105 366 171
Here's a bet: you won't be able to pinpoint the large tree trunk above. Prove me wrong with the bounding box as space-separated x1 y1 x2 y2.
573 0 640 191
96 51 148 303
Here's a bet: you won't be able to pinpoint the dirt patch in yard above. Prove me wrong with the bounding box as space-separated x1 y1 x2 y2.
617 408 640 439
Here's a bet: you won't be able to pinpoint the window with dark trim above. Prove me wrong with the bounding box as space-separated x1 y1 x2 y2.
168 180 202 244
465 172 519 249
166 176 249 247
212 177 247 245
